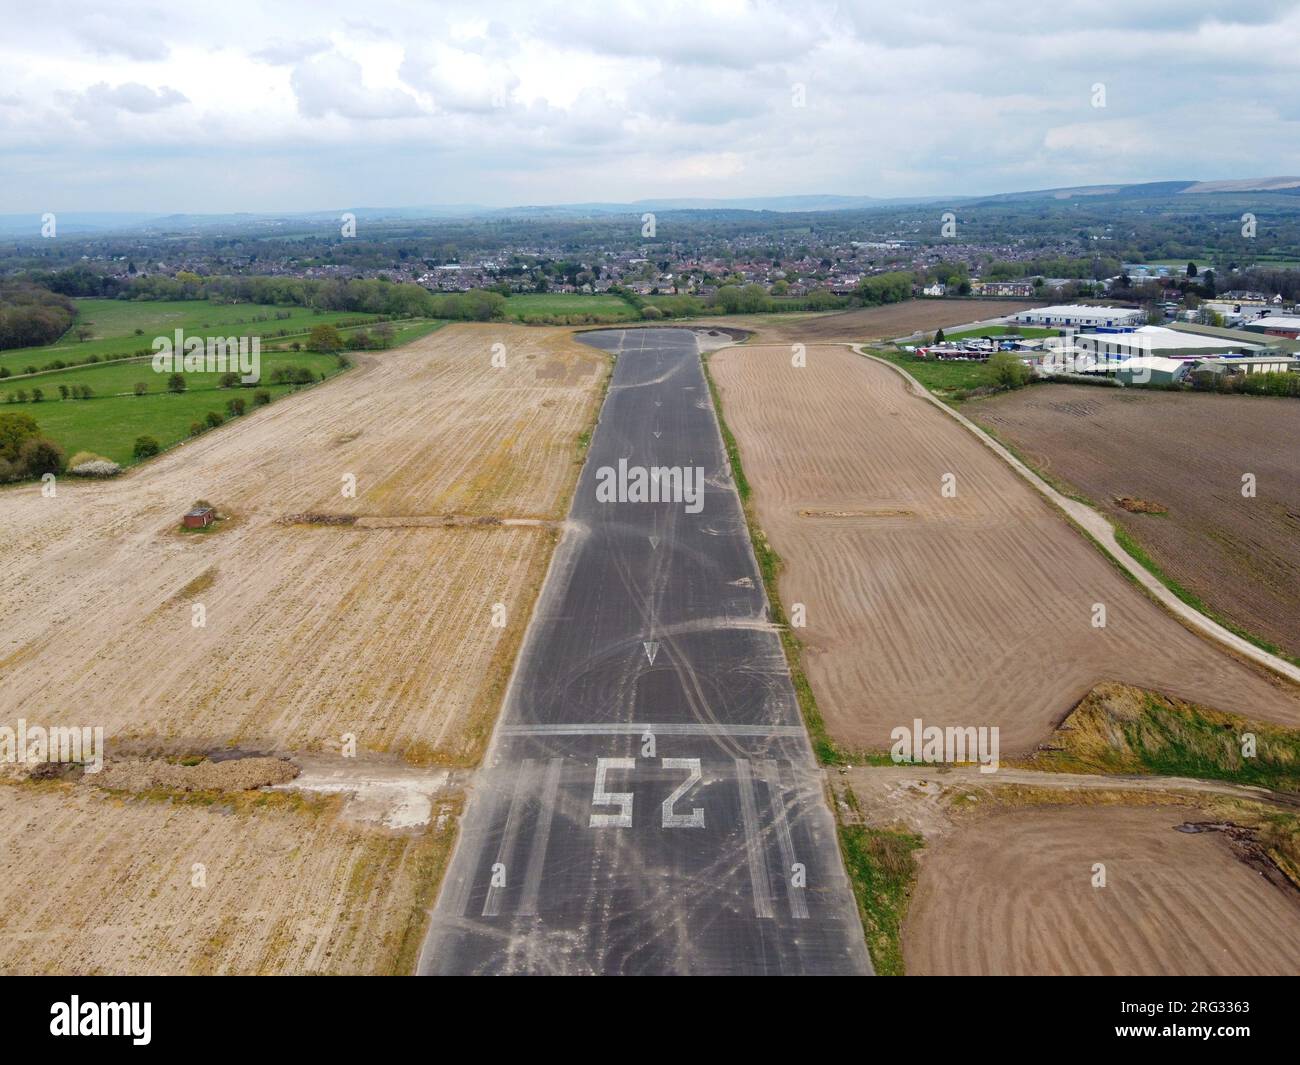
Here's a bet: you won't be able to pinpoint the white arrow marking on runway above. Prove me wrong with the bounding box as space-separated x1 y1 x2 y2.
643 641 659 665
654 400 662 406
653 431 661 438
649 536 659 550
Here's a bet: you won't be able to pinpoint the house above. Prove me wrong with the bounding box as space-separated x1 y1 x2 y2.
183 506 215 529
971 280 1036 297
921 282 946 297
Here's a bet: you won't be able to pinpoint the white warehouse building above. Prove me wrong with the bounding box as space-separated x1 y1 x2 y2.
1011 304 1145 330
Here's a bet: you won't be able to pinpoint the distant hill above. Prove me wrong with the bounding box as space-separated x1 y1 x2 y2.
970 177 1300 204
1182 176 1300 194
3 178 1299 236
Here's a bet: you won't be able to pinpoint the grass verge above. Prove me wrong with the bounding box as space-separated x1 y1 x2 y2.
1027 682 1300 793
836 822 923 976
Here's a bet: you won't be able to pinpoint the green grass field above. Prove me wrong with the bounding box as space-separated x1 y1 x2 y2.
940 325 1059 341
504 293 639 322
2 318 447 468
0 298 375 374
356 318 444 348
4 353 345 465
870 347 992 399
0 351 335 400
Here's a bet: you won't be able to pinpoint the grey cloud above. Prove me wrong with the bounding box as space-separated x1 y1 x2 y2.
77 81 188 114
253 38 332 65
73 13 170 61
290 52 424 120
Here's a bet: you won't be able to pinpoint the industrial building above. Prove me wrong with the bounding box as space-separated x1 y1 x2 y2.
1070 325 1266 359
1111 358 1192 386
1010 304 1145 329
1191 354 1299 376
1243 315 1300 340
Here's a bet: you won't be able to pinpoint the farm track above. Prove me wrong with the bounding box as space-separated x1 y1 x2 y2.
691 299 1045 346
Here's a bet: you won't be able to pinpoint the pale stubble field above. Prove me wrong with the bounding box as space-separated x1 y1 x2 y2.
0 323 606 973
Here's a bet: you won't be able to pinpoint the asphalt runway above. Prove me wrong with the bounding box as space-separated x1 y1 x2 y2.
418 327 871 975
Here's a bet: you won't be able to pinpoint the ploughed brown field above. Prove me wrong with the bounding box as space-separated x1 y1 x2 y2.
695 299 1043 346
0 324 605 974
903 804 1300 975
708 343 1300 756
969 385 1300 661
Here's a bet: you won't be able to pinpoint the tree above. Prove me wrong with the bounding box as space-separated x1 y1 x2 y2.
30 388 43 402
0 411 39 462
985 351 1032 390
219 372 241 388
308 324 345 352
204 410 225 429
737 284 771 313
934 328 946 344
372 322 395 348
168 373 186 394
19 436 65 476
253 389 271 406
226 397 246 417
132 435 161 459
134 381 148 396
1186 261 1198 278
712 285 743 313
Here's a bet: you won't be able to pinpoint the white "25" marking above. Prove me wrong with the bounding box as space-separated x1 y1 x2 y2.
589 757 636 827
589 757 704 829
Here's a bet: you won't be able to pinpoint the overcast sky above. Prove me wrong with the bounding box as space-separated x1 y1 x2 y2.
3 0 1299 213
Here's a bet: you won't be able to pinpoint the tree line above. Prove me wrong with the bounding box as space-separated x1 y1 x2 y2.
0 282 77 351
12 268 507 322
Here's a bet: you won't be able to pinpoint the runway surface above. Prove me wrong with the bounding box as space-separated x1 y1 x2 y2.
418 327 871 975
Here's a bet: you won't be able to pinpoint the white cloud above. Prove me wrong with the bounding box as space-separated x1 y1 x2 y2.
253 38 332 65
289 51 424 120
0 0 1298 210
75 81 188 115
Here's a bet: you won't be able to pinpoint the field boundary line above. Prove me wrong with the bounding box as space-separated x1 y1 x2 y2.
851 343 1300 687
846 764 1300 810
